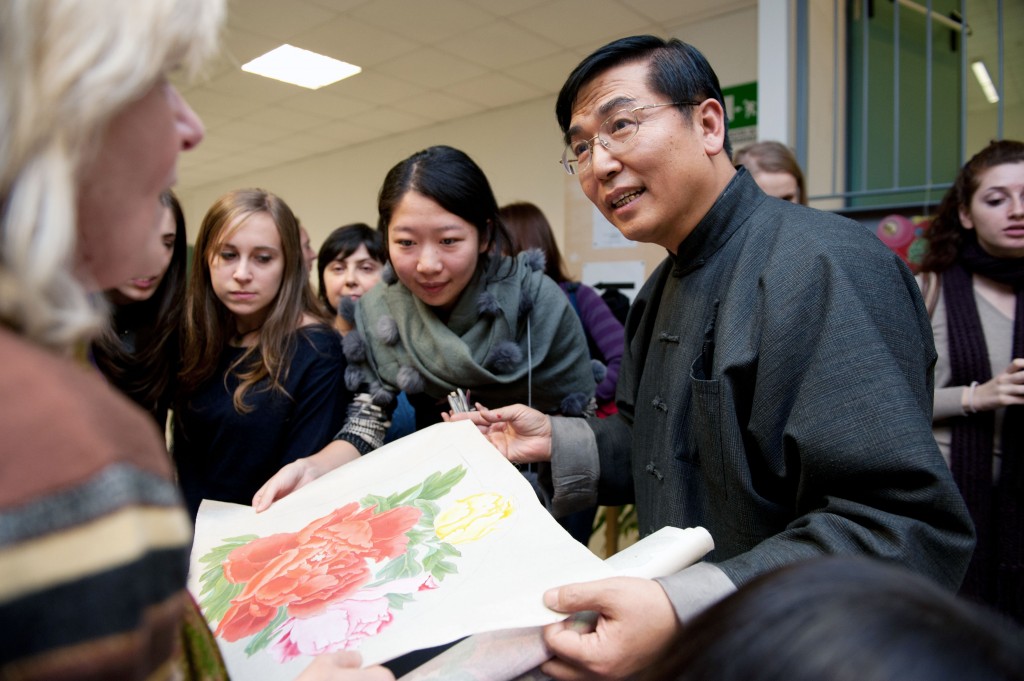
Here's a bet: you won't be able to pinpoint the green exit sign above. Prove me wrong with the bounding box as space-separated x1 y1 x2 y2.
722 81 757 129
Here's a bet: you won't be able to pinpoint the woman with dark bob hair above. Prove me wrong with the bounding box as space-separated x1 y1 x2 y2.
316 222 386 324
255 146 595 509
917 139 1024 622
316 221 415 442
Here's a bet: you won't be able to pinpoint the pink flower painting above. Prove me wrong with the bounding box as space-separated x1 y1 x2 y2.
269 575 440 662
215 502 422 642
197 465 513 661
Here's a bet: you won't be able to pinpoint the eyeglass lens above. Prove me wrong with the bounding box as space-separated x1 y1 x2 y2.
560 102 699 175
563 109 641 174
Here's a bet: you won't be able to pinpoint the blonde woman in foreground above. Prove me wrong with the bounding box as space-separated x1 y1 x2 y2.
0 0 390 678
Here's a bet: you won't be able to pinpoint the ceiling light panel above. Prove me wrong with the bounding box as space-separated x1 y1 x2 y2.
242 44 361 90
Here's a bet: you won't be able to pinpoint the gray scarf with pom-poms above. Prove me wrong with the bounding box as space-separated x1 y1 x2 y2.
346 252 595 416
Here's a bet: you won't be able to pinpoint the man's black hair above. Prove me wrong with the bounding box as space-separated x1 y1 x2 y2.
555 35 732 157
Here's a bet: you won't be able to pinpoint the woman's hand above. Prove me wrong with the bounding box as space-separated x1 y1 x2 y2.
445 403 553 465
970 358 1024 413
252 440 360 512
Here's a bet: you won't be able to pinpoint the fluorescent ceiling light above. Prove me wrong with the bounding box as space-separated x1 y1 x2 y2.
970 60 1000 104
242 44 361 90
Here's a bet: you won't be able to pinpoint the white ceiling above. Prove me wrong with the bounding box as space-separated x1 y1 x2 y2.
175 0 1016 193
174 0 757 192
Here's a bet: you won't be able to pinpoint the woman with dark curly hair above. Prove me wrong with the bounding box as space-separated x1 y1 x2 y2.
917 138 1024 622
315 222 415 442
316 222 385 332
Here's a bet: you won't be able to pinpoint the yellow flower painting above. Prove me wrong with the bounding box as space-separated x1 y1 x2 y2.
435 493 515 544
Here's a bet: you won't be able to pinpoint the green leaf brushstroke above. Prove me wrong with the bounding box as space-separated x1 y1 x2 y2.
197 535 258 622
244 607 288 657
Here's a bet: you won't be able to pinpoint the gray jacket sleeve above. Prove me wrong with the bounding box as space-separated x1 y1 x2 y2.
549 415 738 624
546 415 601 518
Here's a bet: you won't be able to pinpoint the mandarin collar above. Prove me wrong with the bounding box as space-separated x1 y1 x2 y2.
669 168 766 277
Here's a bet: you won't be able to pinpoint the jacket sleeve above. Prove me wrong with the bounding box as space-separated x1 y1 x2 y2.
713 234 975 592
333 392 391 455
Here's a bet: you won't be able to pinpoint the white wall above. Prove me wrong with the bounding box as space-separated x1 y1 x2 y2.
178 10 761 255
177 96 568 250
967 104 1024 158
673 7 758 90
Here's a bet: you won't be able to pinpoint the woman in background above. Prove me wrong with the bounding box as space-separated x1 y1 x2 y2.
255 146 595 509
500 201 623 414
733 140 807 205
93 190 186 428
317 221 414 441
917 139 1024 622
317 222 386 335
500 201 624 545
175 188 351 520
0 0 221 676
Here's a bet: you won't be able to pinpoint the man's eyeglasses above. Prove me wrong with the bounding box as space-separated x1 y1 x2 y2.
559 101 701 176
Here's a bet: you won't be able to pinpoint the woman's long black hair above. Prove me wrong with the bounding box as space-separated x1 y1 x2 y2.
92 191 187 423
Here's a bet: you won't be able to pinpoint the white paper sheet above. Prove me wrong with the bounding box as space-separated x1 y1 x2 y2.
187 420 617 679
399 526 714 681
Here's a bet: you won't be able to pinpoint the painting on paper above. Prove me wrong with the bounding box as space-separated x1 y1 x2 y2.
187 420 616 679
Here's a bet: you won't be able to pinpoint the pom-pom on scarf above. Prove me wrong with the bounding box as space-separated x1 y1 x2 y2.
347 252 595 415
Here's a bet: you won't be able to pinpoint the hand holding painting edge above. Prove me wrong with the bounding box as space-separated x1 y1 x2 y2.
397 526 715 681
540 576 680 680
445 403 553 465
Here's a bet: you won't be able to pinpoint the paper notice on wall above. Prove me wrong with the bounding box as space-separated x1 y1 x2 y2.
591 205 637 249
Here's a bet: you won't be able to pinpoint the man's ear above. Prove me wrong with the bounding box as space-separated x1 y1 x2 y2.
696 98 727 157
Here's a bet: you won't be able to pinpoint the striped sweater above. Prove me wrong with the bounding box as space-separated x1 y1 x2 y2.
0 327 194 680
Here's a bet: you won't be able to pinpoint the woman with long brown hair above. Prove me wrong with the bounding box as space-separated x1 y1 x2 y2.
174 188 351 520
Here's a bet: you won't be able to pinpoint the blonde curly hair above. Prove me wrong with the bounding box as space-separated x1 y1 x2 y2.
0 0 223 351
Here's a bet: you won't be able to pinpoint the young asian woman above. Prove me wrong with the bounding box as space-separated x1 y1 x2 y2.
254 146 596 510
